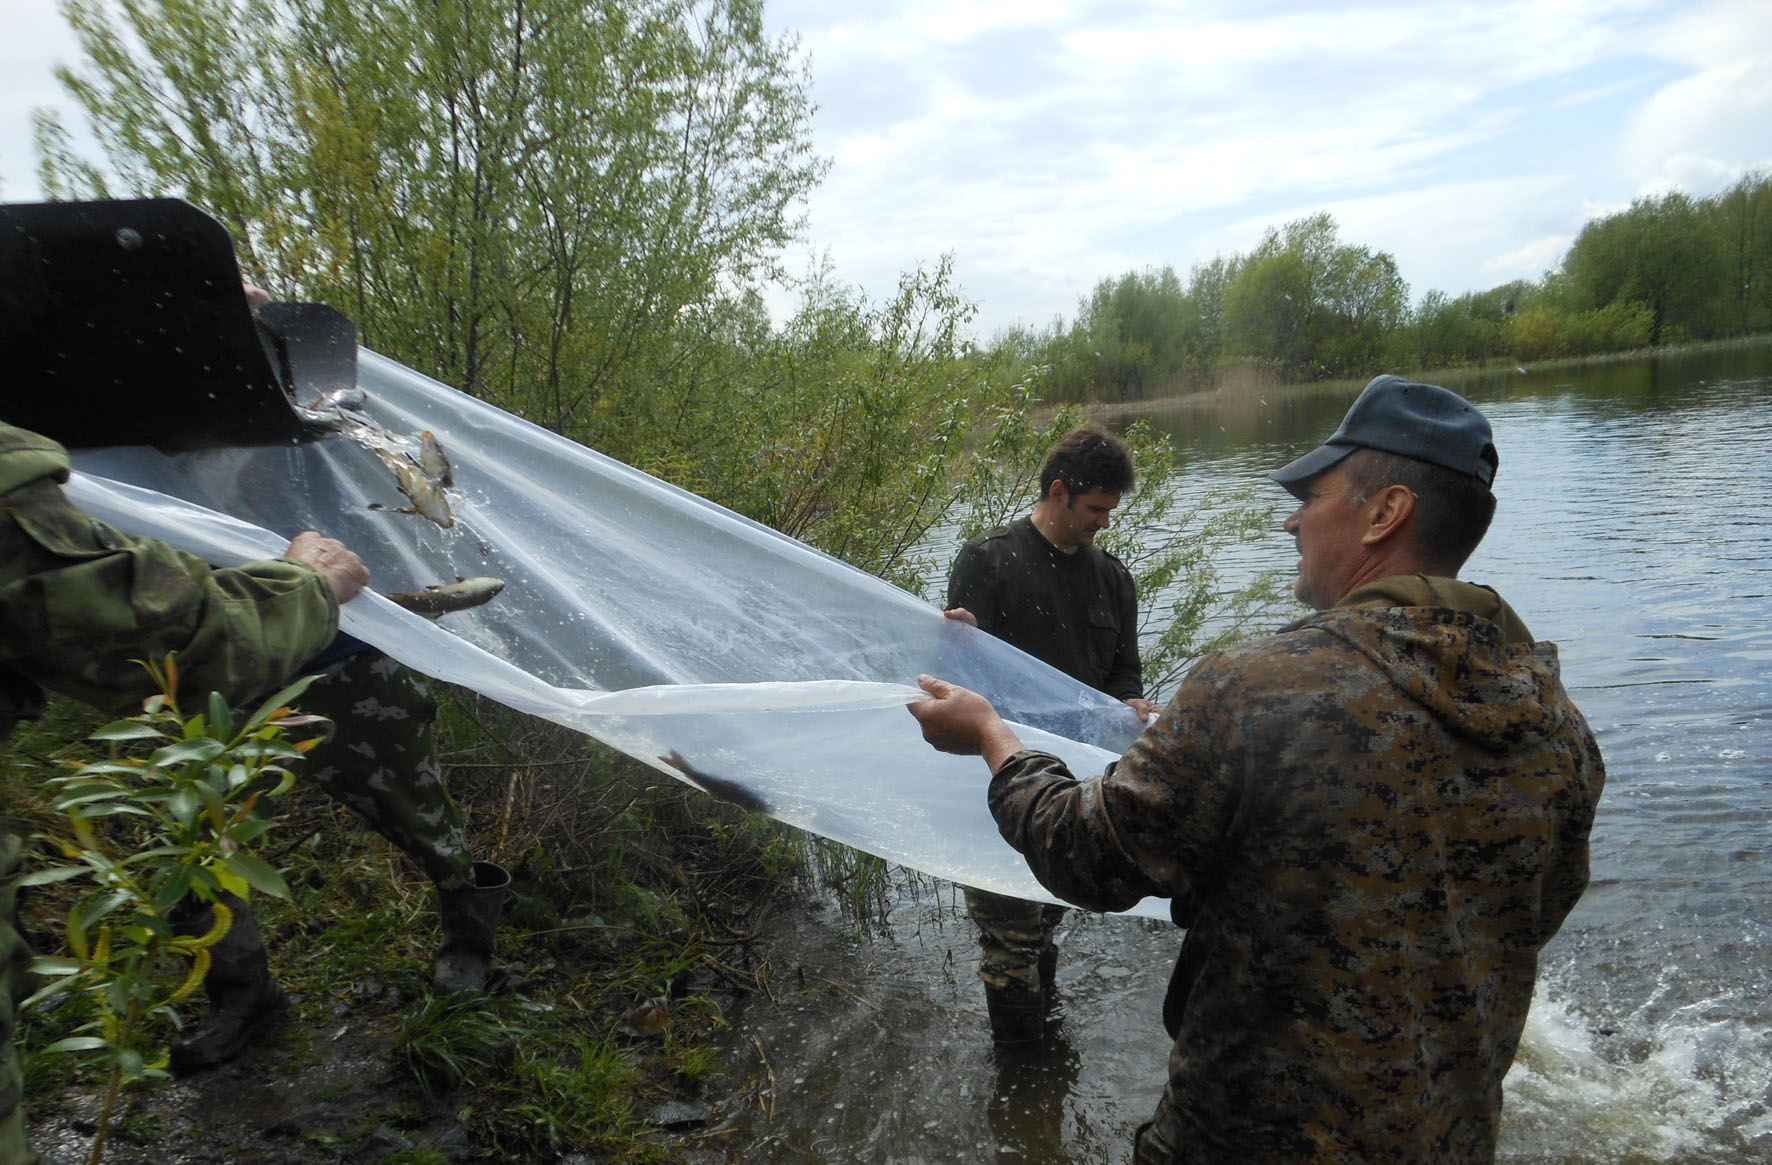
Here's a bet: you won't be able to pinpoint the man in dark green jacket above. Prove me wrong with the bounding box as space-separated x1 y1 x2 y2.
913 377 1605 1162
944 423 1159 1043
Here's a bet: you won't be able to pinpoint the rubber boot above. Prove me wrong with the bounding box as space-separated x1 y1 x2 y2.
1038 943 1059 1008
983 982 1046 1045
431 861 509 995
169 894 287 1074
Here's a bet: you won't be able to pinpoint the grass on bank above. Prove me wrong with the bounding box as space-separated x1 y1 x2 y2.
2 682 833 1162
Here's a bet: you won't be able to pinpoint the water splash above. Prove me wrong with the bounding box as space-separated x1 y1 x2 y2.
1501 976 1772 1162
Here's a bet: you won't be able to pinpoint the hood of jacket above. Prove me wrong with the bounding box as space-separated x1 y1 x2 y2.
1283 573 1572 754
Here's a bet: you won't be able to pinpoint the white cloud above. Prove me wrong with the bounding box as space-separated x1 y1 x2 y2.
1629 54 1772 190
6 0 1759 338
0 3 81 198
1482 235 1574 281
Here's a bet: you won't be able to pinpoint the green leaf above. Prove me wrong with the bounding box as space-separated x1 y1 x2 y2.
211 865 249 899
43 1036 110 1054
153 865 195 911
168 786 201 829
15 866 89 888
69 803 152 820
149 738 227 768
87 720 165 742
48 784 130 807
207 690 234 740
243 673 321 732
195 777 227 829
61 762 145 777
82 889 135 930
221 852 289 900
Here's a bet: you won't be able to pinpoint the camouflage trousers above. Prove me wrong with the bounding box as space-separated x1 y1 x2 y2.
295 649 475 894
0 831 41 1165
963 886 1066 1003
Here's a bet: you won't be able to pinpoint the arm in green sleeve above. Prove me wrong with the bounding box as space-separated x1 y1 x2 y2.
0 474 340 716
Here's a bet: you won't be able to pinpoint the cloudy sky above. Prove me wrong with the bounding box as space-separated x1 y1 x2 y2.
5 0 1769 339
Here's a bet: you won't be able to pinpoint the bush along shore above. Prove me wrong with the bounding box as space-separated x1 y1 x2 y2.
5 682 838 1164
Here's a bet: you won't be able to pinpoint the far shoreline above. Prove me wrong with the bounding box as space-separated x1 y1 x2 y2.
1046 332 1772 424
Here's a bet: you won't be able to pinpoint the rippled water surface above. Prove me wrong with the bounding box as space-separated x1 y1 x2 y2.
722 346 1772 1162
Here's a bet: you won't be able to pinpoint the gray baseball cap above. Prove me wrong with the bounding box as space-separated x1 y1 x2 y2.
1269 374 1498 497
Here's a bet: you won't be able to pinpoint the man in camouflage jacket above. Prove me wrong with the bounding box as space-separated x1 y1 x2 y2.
0 418 368 1164
911 376 1606 1162
0 418 503 1114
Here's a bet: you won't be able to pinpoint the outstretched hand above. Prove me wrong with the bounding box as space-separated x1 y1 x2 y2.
907 675 1025 769
284 531 371 604
1125 696 1161 723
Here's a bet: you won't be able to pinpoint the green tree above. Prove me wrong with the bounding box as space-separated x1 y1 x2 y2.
1711 171 1772 335
1221 213 1407 379
644 256 1012 593
38 0 825 444
1186 254 1240 363
1222 246 1313 373
1561 191 1727 345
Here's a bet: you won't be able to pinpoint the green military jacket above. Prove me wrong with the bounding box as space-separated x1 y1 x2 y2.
0 422 339 737
988 575 1605 1163
947 516 1144 700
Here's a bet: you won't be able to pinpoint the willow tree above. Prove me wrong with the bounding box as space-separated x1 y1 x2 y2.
1559 192 1728 346
36 0 825 454
1708 172 1771 337
1221 212 1408 379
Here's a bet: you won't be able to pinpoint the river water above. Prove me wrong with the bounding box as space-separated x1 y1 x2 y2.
718 344 1772 1163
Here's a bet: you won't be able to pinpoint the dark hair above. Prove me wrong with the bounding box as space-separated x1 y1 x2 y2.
1040 424 1134 500
1338 448 1496 573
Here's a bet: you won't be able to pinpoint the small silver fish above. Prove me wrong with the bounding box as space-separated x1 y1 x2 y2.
418 430 453 488
386 576 505 617
368 445 454 528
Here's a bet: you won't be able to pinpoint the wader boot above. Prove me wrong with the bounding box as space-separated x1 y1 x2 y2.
169 894 287 1074
1038 942 1059 1007
431 861 510 995
983 980 1046 1045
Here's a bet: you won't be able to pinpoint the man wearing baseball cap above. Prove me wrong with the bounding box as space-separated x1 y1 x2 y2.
909 374 1606 1162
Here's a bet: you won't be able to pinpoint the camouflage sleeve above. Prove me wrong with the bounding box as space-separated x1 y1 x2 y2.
988 651 1243 915
0 473 340 715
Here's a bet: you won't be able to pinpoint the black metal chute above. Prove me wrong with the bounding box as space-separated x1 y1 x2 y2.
0 197 355 451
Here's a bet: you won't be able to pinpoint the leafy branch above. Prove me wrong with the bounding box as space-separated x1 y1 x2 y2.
19 655 328 1164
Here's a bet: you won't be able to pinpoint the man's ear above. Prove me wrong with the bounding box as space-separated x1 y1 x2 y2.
1046 479 1072 505
1361 484 1416 546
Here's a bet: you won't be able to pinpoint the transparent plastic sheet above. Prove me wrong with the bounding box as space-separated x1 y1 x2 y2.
66 349 1170 919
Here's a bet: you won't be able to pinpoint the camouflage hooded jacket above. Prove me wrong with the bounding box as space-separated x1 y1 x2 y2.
989 575 1606 1163
0 421 339 737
